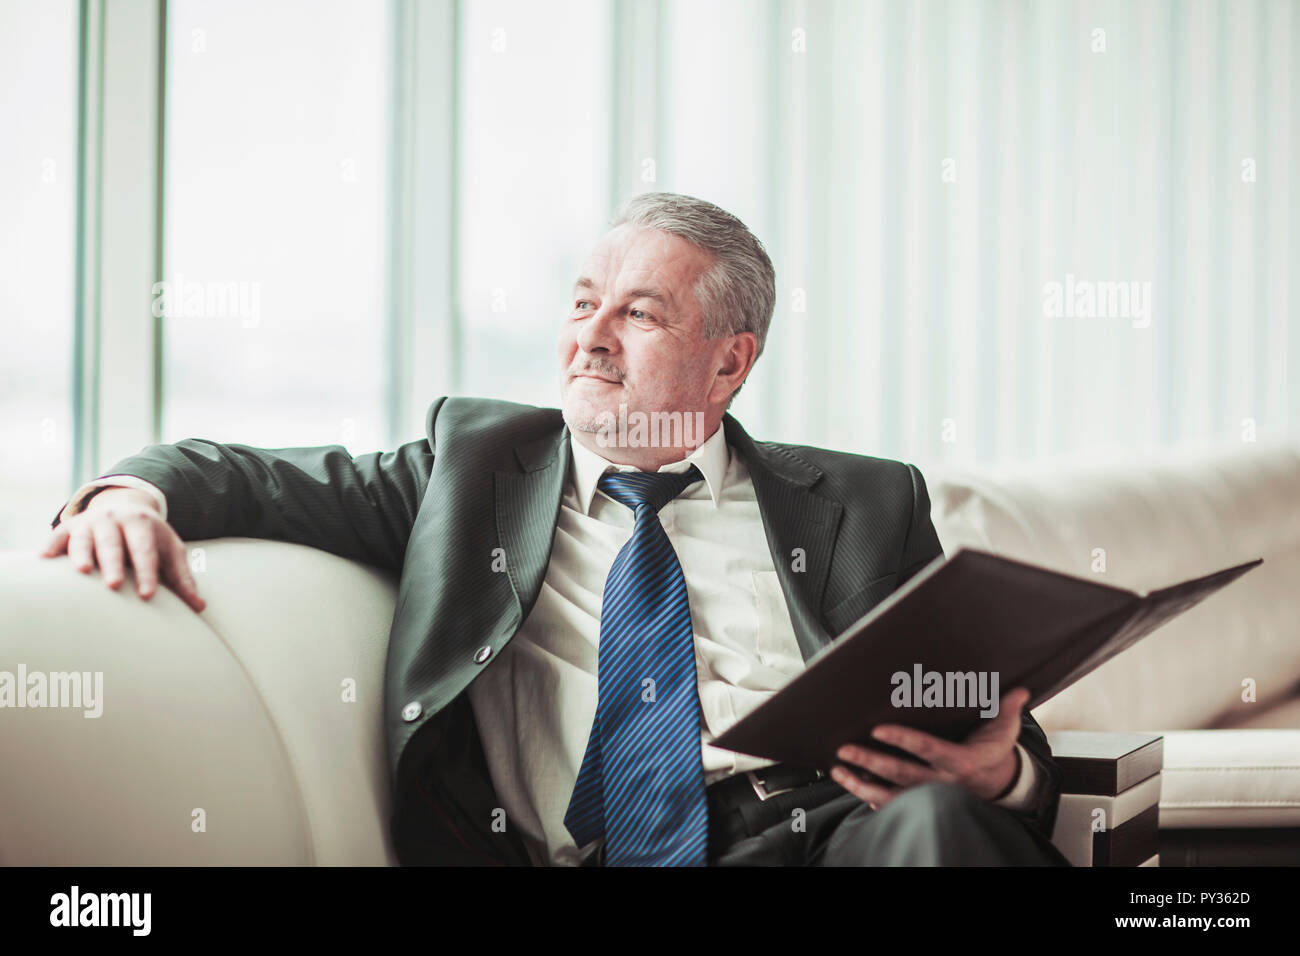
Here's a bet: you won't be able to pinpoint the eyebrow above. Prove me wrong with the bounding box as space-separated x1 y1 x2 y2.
573 276 676 309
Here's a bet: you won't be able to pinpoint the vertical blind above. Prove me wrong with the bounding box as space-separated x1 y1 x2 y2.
644 0 1297 468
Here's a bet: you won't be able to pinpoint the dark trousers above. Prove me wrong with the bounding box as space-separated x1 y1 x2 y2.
708 778 1072 866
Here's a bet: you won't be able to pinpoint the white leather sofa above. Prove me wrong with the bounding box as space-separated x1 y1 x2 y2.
2 440 1297 865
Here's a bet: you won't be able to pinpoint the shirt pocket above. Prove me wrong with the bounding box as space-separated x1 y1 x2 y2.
750 570 804 673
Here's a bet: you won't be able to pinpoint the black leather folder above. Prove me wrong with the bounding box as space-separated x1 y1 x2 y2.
712 548 1262 770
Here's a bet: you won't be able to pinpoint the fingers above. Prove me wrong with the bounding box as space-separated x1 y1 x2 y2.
120 518 160 599
48 507 206 614
835 743 940 788
42 524 71 557
977 687 1031 744
829 765 898 808
990 686 1029 721
841 689 1035 802
67 522 95 574
1004 687 1031 720
91 518 128 589
160 540 206 613
868 724 962 774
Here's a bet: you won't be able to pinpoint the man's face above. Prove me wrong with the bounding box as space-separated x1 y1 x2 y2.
558 223 727 438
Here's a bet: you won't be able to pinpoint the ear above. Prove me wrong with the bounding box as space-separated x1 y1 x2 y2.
707 331 758 406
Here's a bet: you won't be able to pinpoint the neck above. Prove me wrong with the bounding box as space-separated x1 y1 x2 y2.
571 412 723 470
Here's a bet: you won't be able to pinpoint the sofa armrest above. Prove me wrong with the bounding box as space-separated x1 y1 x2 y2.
0 539 400 865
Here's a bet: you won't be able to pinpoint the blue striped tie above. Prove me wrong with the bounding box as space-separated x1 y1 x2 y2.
564 465 709 866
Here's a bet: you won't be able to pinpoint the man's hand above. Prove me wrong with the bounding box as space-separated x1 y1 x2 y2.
829 687 1030 810
41 487 207 613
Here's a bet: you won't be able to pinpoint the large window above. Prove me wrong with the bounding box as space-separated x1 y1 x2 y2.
0 0 78 550
162 0 392 452
455 0 612 407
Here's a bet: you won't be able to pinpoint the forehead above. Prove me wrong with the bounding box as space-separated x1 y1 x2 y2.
576 224 713 307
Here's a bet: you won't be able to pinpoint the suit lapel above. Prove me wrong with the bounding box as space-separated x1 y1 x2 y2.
494 426 569 626
493 414 844 665
723 415 843 662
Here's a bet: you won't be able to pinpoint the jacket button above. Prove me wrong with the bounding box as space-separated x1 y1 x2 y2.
401 702 422 722
474 645 493 664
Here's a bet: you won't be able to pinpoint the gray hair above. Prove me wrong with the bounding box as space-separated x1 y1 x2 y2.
609 192 776 396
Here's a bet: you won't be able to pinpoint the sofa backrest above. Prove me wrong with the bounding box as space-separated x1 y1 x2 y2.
926 441 1300 733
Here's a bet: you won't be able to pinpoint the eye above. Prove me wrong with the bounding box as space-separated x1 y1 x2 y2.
574 300 594 310
629 309 653 321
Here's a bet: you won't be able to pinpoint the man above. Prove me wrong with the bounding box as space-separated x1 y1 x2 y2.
45 192 1069 867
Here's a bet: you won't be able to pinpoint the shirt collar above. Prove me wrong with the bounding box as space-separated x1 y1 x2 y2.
569 421 729 515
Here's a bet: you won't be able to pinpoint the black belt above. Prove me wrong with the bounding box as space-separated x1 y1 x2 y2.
706 764 828 812
578 765 832 866
707 764 839 859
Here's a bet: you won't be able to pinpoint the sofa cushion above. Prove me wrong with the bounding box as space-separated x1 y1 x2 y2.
1150 729 1300 828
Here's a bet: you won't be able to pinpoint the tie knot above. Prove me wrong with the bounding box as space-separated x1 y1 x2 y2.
598 465 703 515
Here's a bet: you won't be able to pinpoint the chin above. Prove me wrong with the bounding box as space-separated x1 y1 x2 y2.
561 396 610 433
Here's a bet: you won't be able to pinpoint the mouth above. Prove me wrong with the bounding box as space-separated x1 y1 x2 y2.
570 371 622 385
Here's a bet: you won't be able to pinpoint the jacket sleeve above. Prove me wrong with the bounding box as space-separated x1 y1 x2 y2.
900 463 1064 841
49 397 445 572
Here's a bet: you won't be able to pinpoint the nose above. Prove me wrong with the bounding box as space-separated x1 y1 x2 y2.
574 302 621 356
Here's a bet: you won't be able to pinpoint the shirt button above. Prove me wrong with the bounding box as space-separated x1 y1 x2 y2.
401 701 422 722
474 645 493 664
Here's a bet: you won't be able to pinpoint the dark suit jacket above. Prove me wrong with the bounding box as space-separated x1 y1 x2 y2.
54 396 1063 865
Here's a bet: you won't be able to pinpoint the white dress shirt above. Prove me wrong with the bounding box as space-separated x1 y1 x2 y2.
61 475 171 522
60 426 1040 866
463 424 1040 865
